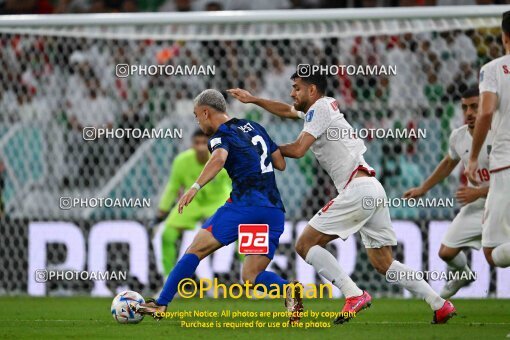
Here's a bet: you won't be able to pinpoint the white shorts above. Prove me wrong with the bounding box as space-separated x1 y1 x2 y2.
441 198 484 250
482 169 510 248
309 176 397 248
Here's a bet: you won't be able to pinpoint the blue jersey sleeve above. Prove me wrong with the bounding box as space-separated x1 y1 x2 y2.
208 133 230 153
267 135 278 154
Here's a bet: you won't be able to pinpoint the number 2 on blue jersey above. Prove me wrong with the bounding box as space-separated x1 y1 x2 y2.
251 135 274 174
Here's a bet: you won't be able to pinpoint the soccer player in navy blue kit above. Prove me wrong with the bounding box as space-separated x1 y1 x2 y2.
138 89 303 322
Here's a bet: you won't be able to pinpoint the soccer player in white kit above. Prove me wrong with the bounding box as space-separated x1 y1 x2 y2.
404 87 491 298
466 11 510 268
228 72 456 324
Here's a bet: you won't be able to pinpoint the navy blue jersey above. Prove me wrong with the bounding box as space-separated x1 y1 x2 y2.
208 118 285 211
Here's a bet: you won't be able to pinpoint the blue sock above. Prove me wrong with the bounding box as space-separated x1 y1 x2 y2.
254 271 289 291
157 253 200 305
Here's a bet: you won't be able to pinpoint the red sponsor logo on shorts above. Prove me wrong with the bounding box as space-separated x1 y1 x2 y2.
238 224 269 254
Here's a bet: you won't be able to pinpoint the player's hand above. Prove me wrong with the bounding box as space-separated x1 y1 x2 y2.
456 186 479 205
177 188 198 214
403 187 426 199
227 88 255 103
465 159 479 186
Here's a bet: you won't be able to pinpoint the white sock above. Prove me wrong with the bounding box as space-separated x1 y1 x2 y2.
492 243 510 268
388 260 445 310
446 251 467 271
305 245 363 298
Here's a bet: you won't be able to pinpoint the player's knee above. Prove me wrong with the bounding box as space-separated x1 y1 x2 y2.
438 249 454 262
294 238 309 259
483 248 496 266
185 244 209 260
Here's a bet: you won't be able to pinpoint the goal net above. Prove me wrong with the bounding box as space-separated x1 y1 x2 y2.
0 6 509 297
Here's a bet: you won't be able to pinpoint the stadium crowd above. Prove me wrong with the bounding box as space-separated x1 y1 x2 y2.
0 28 503 216
0 1 506 218
0 0 508 14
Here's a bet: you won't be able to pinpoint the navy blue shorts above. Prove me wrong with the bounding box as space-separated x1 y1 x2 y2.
202 203 285 259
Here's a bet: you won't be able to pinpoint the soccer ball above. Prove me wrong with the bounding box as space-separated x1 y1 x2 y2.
111 290 145 324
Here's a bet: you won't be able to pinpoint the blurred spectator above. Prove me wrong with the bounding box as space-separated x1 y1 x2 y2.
66 51 98 125
221 0 293 10
159 0 194 11
436 0 476 4
19 40 65 109
447 62 478 101
321 0 348 8
90 0 122 12
0 0 53 14
66 77 117 187
68 77 116 131
229 71 267 122
16 84 54 123
0 9 504 216
122 0 138 11
0 0 506 13
204 1 222 10
53 0 139 13
386 34 427 117
396 0 434 5
301 0 325 8
53 0 91 13
170 42 207 100
263 53 296 102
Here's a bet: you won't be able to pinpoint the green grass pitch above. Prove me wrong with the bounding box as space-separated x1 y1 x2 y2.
1 297 509 339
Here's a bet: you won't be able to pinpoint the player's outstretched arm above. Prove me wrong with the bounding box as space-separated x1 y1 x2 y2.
404 155 459 198
227 88 303 119
279 131 315 159
177 148 228 213
466 91 496 185
271 149 286 171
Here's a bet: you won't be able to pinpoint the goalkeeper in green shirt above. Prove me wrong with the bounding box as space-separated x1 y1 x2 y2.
155 130 231 275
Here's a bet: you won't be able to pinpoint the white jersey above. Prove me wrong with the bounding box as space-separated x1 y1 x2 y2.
479 54 510 172
302 96 373 190
448 125 492 188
